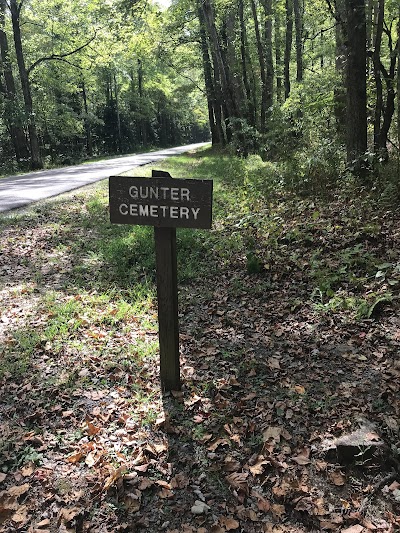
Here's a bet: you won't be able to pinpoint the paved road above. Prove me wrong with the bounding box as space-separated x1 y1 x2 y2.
0 142 208 213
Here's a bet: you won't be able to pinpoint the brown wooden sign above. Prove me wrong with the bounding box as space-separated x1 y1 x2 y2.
109 170 213 392
109 176 213 229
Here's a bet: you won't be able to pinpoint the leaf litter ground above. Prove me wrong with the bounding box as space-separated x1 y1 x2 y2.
0 149 399 532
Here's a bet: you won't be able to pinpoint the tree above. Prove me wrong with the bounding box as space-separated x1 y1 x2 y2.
293 0 303 81
9 0 42 169
345 0 367 170
371 0 398 160
0 0 29 166
284 0 293 99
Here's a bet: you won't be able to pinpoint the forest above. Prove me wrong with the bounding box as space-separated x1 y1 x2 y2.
0 0 399 183
0 0 400 532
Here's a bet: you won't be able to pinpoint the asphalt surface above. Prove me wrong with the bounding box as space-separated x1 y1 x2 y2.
0 142 208 213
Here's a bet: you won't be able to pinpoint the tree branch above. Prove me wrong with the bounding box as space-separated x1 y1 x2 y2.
27 33 96 75
324 0 339 22
304 23 338 42
165 61 206 95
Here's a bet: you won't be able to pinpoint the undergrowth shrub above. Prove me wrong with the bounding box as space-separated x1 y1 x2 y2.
283 139 344 197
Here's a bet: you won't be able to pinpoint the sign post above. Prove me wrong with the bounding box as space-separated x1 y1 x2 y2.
109 171 213 391
152 170 180 392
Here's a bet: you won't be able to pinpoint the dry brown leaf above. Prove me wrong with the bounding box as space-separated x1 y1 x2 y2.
59 506 82 523
65 451 84 464
271 503 285 518
0 492 17 524
262 426 282 444
210 526 225 533
267 357 281 370
171 473 189 489
293 385 306 394
124 490 141 512
0 474 6 483
219 516 240 530
329 470 346 486
134 464 149 473
158 488 174 499
388 481 400 491
247 509 258 521
36 518 51 528
294 497 314 513
155 480 172 489
138 478 154 490
86 420 100 436
313 497 327 516
103 466 126 491
7 483 30 498
242 392 257 401
257 497 270 512
223 459 241 473
362 518 377 530
316 461 327 472
208 438 230 452
341 525 364 533
249 458 269 476
228 376 241 386
292 448 311 466
11 504 28 524
225 472 249 491
21 464 34 477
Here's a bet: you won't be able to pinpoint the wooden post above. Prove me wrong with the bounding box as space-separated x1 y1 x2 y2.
109 170 212 392
152 170 181 392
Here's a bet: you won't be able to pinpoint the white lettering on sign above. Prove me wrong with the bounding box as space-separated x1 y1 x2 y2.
128 185 191 201
118 204 202 221
139 205 149 216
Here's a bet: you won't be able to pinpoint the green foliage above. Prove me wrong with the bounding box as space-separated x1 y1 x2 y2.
0 0 209 169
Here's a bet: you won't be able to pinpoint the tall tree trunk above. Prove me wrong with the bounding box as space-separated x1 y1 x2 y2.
293 0 303 81
250 0 268 131
284 0 293 100
224 9 244 118
376 14 397 160
113 72 122 152
239 0 256 126
137 58 147 145
0 0 29 166
398 12 400 152
345 0 367 172
81 78 93 157
201 0 237 120
197 0 224 144
372 0 384 154
365 0 373 73
334 0 346 133
9 0 42 169
275 6 283 102
261 0 274 111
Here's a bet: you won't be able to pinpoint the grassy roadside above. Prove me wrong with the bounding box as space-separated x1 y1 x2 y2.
0 147 400 532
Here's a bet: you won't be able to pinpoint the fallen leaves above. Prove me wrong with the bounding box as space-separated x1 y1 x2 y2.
1 162 400 532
